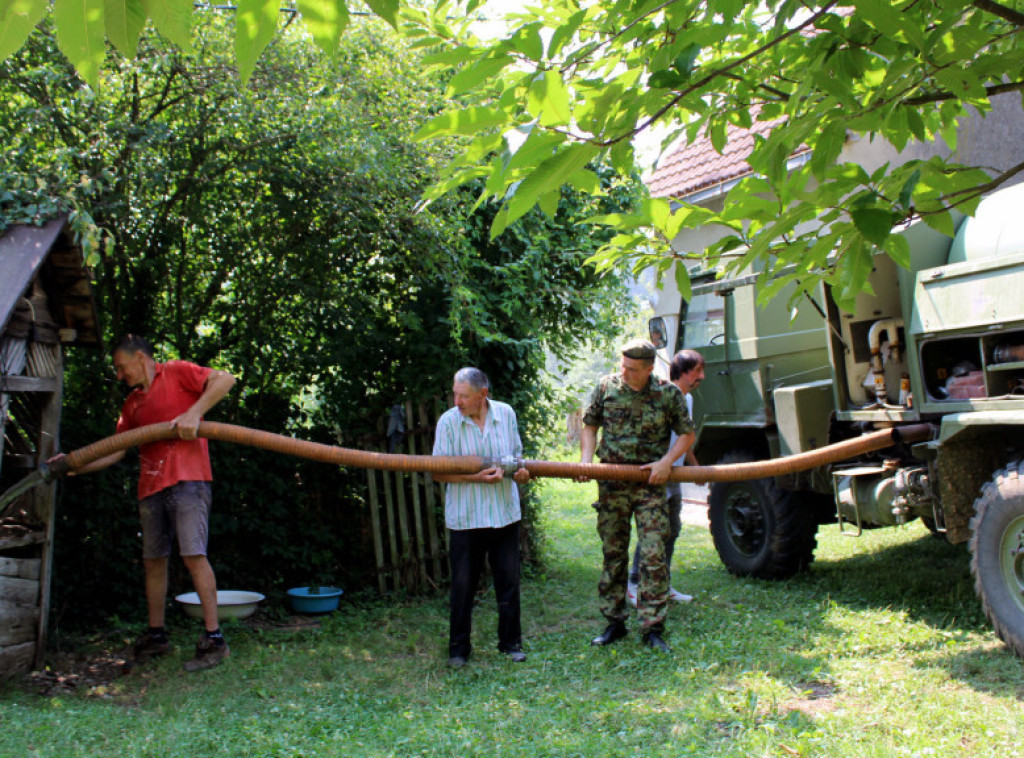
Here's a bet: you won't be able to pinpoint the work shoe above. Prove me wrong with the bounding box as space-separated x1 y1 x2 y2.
183 634 230 672
591 622 628 646
641 631 670 653
132 633 171 665
626 582 638 608
502 646 527 663
669 587 694 603
447 655 468 668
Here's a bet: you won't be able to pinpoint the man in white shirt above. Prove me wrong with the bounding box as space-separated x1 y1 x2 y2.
627 349 705 607
432 367 531 668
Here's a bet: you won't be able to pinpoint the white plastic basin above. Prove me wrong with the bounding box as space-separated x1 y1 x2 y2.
175 590 265 620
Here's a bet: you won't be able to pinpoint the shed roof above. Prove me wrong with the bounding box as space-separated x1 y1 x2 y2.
0 218 102 348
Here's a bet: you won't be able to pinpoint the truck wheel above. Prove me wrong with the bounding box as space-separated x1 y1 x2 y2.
969 460 1024 658
708 451 818 579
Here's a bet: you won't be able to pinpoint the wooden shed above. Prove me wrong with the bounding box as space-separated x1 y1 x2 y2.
0 217 100 678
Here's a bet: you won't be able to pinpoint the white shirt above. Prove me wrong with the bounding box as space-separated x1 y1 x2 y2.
669 393 694 467
432 399 523 530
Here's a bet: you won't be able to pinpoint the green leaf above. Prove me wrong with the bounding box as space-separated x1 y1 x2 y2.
503 142 599 232
709 120 727 154
547 9 586 57
363 0 399 29
673 261 692 303
505 128 564 171
847 0 905 36
646 197 671 235
885 231 911 269
850 207 895 246
420 46 476 68
104 0 146 58
537 189 559 218
648 70 684 90
510 23 544 62
54 0 106 90
415 106 509 140
0 0 47 61
297 0 350 57
672 43 700 76
235 0 278 83
141 0 191 51
811 120 847 179
447 54 515 97
921 209 955 237
567 168 600 194
898 168 921 210
528 70 571 126
832 236 874 311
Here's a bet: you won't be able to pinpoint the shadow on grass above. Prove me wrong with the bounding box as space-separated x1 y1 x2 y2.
665 520 1024 699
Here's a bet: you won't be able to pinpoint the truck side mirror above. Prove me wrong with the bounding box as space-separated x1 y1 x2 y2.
648 316 669 349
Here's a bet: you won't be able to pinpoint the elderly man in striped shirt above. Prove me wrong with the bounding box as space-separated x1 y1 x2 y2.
432 367 531 668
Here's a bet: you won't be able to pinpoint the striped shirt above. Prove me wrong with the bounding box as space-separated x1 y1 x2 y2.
432 399 523 530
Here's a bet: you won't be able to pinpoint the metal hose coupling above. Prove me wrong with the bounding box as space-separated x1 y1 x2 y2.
482 455 524 475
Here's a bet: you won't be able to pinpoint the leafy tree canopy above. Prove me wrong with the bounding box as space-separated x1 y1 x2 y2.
402 0 1024 309
4 1 1024 309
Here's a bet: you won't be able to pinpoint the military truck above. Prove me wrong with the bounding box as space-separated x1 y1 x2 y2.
648 183 1024 656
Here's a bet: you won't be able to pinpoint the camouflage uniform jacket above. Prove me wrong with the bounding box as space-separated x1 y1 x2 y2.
582 373 693 464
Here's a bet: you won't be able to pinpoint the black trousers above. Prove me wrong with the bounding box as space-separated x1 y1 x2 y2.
448 521 522 659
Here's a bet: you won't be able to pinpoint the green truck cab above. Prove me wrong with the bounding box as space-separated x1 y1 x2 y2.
651 183 1024 657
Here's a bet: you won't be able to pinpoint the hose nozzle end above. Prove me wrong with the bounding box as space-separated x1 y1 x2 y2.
483 455 523 475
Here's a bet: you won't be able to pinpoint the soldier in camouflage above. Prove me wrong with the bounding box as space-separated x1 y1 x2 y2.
579 339 695 652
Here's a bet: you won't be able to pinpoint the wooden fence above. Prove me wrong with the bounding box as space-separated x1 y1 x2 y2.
364 398 448 594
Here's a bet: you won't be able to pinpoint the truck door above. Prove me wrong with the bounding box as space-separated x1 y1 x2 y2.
680 273 736 421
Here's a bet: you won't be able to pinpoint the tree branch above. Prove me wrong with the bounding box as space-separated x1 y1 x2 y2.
973 0 1024 27
940 157 1024 206
903 79 1024 106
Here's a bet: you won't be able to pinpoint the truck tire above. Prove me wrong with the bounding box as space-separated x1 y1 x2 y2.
969 460 1024 658
708 451 818 579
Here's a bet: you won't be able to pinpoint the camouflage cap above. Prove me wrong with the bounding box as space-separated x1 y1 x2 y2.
621 338 656 361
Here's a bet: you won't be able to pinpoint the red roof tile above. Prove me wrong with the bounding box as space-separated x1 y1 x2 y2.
647 117 806 200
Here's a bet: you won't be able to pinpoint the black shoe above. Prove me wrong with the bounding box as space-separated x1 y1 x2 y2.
591 622 628 646
447 655 468 668
502 646 527 663
641 631 670 653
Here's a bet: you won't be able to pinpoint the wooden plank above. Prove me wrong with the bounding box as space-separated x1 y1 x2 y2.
0 600 39 646
434 395 451 565
0 575 39 607
419 401 443 580
379 444 399 593
0 531 46 550
34 359 63 668
0 375 58 393
405 400 427 588
0 641 35 679
365 468 387 594
393 466 413 591
0 556 41 580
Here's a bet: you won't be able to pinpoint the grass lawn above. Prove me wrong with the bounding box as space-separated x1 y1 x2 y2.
2 476 1023 757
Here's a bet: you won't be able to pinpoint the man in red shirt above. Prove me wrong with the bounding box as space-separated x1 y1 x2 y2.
62 335 236 671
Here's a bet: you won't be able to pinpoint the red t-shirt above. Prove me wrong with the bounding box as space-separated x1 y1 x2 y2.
116 360 214 500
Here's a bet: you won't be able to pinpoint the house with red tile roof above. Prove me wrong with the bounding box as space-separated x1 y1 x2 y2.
643 93 1024 338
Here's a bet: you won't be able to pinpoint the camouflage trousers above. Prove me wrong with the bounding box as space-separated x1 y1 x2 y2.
593 480 669 633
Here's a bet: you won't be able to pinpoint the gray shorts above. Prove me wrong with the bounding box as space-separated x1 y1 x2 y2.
138 481 212 559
